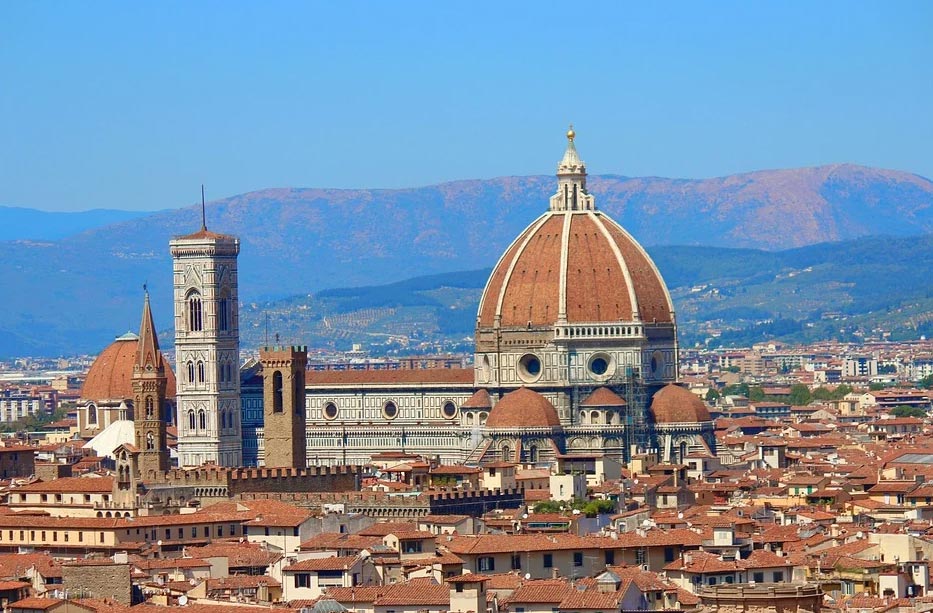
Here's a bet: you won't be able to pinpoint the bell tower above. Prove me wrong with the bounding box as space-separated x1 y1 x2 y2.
259 346 307 469
132 289 170 476
170 191 243 467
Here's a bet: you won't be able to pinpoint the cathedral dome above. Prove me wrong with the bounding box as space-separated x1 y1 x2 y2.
485 387 561 429
650 384 711 424
81 333 176 401
476 131 674 330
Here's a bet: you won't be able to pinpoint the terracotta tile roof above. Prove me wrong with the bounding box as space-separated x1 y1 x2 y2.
326 586 387 603
285 556 359 572
7 597 75 611
462 389 493 409
80 336 176 400
306 368 473 386
477 208 673 328
133 558 210 571
70 598 135 613
357 522 421 536
650 384 711 424
504 579 574 604
446 573 488 583
15 476 113 493
559 588 625 609
372 579 449 606
580 387 627 407
186 541 282 568
0 580 28 590
486 387 560 429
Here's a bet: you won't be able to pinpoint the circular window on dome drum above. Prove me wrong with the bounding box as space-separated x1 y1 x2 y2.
588 353 614 379
518 353 542 382
442 401 458 419
383 401 399 420
323 402 338 420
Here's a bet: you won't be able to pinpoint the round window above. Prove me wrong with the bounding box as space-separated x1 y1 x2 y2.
323 402 338 420
591 356 609 376
442 401 458 419
518 354 542 382
383 401 399 419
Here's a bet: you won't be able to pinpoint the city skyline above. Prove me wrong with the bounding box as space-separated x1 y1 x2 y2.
1 1 931 212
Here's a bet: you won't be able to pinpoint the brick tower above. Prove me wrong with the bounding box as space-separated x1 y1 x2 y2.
132 289 170 476
260 346 308 469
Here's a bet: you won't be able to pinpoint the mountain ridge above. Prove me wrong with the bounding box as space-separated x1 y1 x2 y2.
1 163 931 356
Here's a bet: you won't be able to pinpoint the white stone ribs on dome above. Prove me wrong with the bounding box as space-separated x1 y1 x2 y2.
588 210 640 321
557 210 572 323
600 215 676 322
491 213 550 327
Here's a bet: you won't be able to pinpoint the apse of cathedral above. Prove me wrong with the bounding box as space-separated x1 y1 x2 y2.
79 128 715 479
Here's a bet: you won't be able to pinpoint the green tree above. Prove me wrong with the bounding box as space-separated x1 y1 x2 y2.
832 384 853 399
789 384 812 406
721 383 749 398
581 499 615 517
869 382 886 391
919 374 933 390
726 365 741 373
533 500 564 514
706 389 721 403
811 387 833 401
748 386 765 402
891 405 927 418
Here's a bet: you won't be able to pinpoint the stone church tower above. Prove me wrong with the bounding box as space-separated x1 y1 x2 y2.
170 208 242 467
260 346 307 469
132 290 170 475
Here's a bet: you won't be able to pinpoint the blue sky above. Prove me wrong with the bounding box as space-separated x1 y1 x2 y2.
1 1 931 212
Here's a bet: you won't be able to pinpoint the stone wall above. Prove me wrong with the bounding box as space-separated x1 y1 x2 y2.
62 561 132 604
697 583 823 613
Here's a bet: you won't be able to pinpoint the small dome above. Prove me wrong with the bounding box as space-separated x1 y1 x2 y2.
462 388 493 409
486 387 561 429
81 335 176 401
580 387 627 407
650 384 711 424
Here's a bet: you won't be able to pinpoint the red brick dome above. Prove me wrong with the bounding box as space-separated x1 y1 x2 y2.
485 387 561 429
476 209 673 329
650 384 711 424
81 333 176 401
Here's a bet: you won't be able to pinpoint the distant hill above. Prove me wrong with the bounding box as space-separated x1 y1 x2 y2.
0 206 150 241
240 234 933 353
0 163 931 355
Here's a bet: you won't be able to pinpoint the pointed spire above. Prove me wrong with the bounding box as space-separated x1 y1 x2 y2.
560 124 583 169
549 125 595 212
136 286 163 371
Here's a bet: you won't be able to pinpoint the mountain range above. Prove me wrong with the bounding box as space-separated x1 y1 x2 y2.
238 234 933 353
1 163 931 356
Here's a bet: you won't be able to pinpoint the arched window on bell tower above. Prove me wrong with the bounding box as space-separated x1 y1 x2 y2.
187 292 203 332
146 431 155 450
145 396 154 419
218 296 229 332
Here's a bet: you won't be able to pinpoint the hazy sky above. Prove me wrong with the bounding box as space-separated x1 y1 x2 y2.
2 1 931 212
